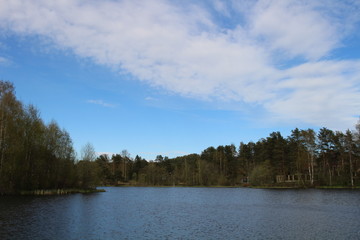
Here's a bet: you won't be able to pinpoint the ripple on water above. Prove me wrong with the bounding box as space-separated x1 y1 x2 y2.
1 187 360 239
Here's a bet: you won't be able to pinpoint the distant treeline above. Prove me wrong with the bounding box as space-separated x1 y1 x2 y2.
96 124 360 187
0 81 98 194
1 80 360 194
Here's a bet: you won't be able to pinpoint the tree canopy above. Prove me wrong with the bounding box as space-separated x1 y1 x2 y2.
0 81 97 194
1 80 360 194
95 123 360 187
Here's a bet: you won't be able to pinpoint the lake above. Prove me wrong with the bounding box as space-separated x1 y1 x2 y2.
1 187 360 239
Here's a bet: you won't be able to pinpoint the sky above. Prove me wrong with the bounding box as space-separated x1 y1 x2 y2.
0 0 360 160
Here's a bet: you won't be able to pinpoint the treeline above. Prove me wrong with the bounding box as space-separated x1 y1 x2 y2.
0 81 98 194
2 80 360 193
96 127 360 187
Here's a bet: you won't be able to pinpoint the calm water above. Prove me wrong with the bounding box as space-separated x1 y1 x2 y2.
1 187 360 239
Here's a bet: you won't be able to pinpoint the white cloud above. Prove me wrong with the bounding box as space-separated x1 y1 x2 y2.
212 0 231 17
0 56 9 65
87 99 116 108
0 0 359 128
267 61 360 129
145 96 157 101
247 0 340 60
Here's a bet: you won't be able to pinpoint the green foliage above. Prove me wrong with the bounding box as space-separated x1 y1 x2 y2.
0 80 100 194
76 160 100 189
93 121 360 187
2 80 359 191
249 161 273 186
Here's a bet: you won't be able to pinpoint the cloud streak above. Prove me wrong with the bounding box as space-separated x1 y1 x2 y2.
0 0 359 128
0 56 10 65
87 99 116 108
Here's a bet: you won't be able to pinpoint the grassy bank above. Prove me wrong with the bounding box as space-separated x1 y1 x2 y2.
19 188 106 196
314 185 360 189
100 183 360 190
249 185 360 189
100 183 245 188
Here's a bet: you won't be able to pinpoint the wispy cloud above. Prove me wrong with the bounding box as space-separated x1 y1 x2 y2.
87 99 116 108
0 0 359 128
145 97 155 101
0 56 10 65
212 0 231 17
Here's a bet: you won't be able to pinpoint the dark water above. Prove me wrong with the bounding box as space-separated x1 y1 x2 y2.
1 187 360 239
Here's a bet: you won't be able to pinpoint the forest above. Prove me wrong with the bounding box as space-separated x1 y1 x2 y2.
0 81 98 194
1 80 360 194
95 125 360 188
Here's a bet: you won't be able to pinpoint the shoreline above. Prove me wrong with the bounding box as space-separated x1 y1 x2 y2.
4 185 359 195
17 188 106 196
99 184 360 190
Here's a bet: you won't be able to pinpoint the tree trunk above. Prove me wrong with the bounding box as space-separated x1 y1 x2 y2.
198 158 202 186
349 151 354 187
311 154 314 185
327 162 332 186
0 105 4 179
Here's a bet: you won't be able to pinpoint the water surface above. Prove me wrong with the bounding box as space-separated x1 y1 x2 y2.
1 187 359 239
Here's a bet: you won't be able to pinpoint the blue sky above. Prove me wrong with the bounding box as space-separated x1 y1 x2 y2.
0 0 360 160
